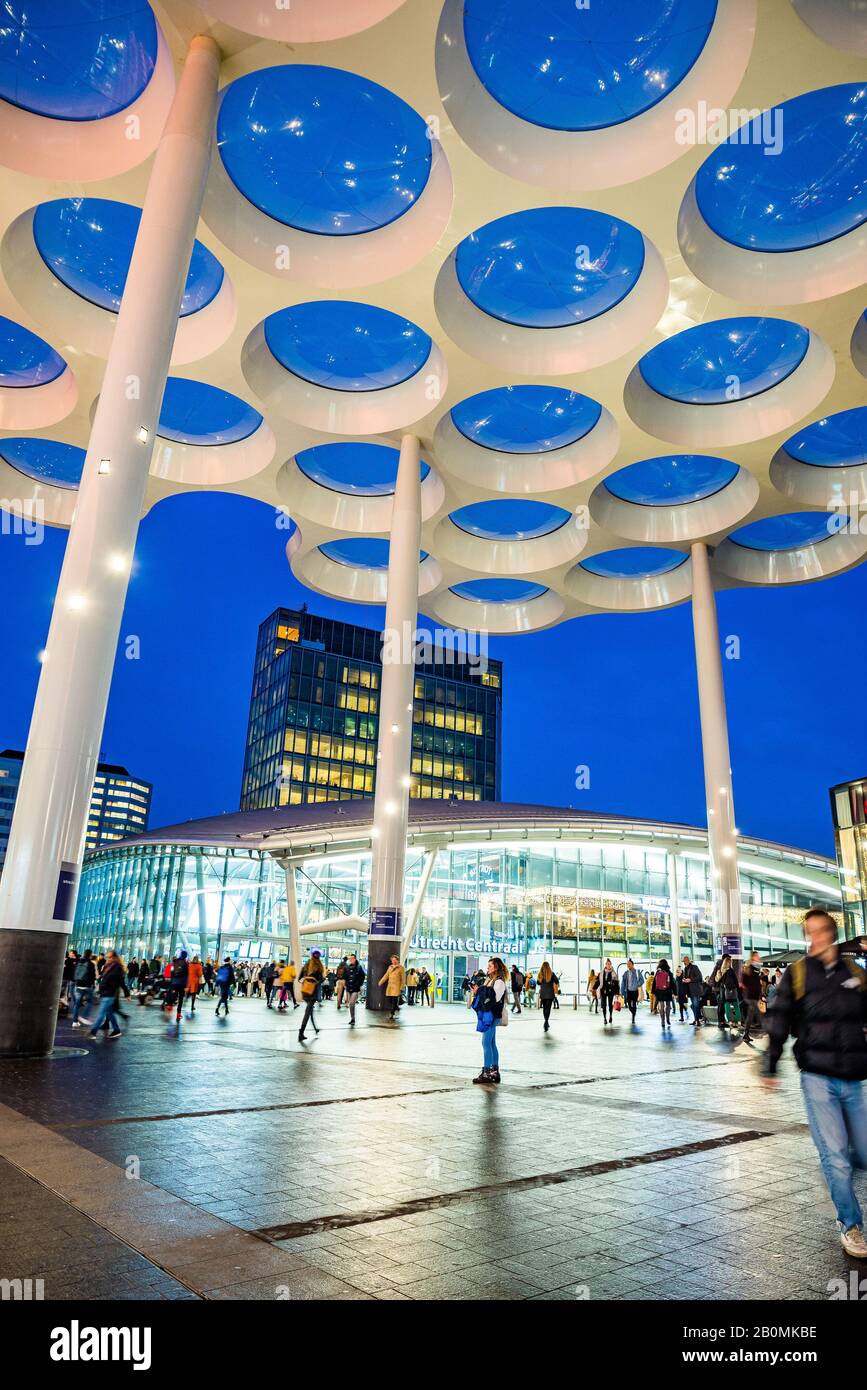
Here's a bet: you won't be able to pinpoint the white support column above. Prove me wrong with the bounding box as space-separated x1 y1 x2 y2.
367 433 421 1009
0 35 222 1057
283 861 303 1003
668 850 682 969
195 853 210 961
400 849 439 965
690 542 742 957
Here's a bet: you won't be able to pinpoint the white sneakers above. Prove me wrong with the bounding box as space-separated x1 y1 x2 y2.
841 1226 867 1258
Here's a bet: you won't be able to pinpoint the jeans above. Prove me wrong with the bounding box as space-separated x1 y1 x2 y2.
346 990 360 1021
299 999 318 1035
800 1072 867 1231
741 1000 762 1037
215 986 230 1015
690 993 703 1023
90 995 121 1034
71 986 92 1023
481 1021 499 1071
625 989 639 1021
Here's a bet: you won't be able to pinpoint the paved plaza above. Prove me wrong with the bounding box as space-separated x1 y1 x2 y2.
0 994 861 1303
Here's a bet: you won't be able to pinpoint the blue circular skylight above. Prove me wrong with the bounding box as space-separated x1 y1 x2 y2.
694 84 867 253
781 407 867 468
0 436 84 490
638 318 810 405
451 385 602 453
296 442 429 496
463 0 717 132
320 538 428 569
729 512 840 551
33 199 225 317
0 1 158 122
606 454 740 506
450 578 548 603
157 378 261 447
455 207 645 328
264 302 432 392
0 315 66 388
450 499 571 541
581 547 688 579
216 65 432 237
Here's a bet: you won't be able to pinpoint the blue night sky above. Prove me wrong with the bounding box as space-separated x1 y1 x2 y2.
2 489 865 859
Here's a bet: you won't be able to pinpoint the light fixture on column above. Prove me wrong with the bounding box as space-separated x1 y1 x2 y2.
137 426 149 443
98 458 111 474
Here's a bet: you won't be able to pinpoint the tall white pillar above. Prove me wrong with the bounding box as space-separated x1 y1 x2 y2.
283 861 303 1002
690 542 742 957
367 433 421 1009
0 35 222 1057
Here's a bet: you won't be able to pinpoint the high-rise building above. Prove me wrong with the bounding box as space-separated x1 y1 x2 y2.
240 608 503 810
0 749 152 873
829 775 867 935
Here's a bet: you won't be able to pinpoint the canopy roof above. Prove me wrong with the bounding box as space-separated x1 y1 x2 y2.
0 1 865 633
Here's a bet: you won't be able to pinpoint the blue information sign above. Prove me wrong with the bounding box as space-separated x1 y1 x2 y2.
369 908 401 938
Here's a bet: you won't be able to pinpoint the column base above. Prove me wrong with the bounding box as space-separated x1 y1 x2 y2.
0 928 67 1057
366 936 402 1011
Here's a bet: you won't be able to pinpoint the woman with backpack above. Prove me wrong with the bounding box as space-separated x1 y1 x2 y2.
471 957 508 1084
653 959 675 1030
599 959 619 1025
71 949 97 1028
537 961 559 1032
510 963 525 1014
298 949 326 1041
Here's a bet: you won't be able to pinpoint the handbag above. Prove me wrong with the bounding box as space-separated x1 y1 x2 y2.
613 996 622 1012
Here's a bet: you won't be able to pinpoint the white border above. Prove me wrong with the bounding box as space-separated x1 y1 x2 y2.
565 554 693 612
0 25 175 182
292 543 442 605
149 415 276 486
433 510 588 576
714 524 867 584
0 454 78 527
203 90 453 290
425 584 565 635
1 207 237 366
433 403 618 494
679 176 867 304
277 446 445 533
623 328 834 448
200 0 408 43
435 0 757 190
241 318 448 436
434 234 668 375
589 465 760 544
0 364 77 430
769 443 867 509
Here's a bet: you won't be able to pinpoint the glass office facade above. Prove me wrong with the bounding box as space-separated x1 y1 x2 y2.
830 775 867 935
0 748 151 874
240 609 502 810
73 825 840 1002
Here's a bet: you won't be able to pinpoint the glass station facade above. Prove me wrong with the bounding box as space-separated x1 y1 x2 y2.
830 774 867 935
73 816 841 1003
240 608 503 810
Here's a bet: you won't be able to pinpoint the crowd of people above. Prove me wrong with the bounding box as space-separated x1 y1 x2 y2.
60 907 867 1259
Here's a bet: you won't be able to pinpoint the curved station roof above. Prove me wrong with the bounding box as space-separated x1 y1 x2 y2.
0 1 865 634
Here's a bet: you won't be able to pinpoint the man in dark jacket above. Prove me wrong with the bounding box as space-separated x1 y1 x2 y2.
167 950 189 1022
740 951 764 1043
344 954 366 1027
87 951 125 1039
681 956 704 1027
763 908 867 1258
71 949 97 1027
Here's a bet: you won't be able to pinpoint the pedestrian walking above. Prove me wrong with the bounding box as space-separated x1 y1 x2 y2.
587 968 599 1014
186 955 203 1014
599 959 618 1025
682 955 704 1027
471 957 508 1085
510 963 524 1013
298 949 326 1040
277 959 297 1010
675 966 690 1022
378 954 406 1022
165 950 189 1023
405 966 419 1005
214 956 235 1016
417 967 432 1006
537 961 559 1032
621 958 643 1024
71 949 96 1028
335 957 348 1010
87 951 125 1039
344 953 365 1026
740 950 764 1043
654 959 675 1030
763 908 867 1258
203 959 215 995
716 956 741 1035
263 960 278 1008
